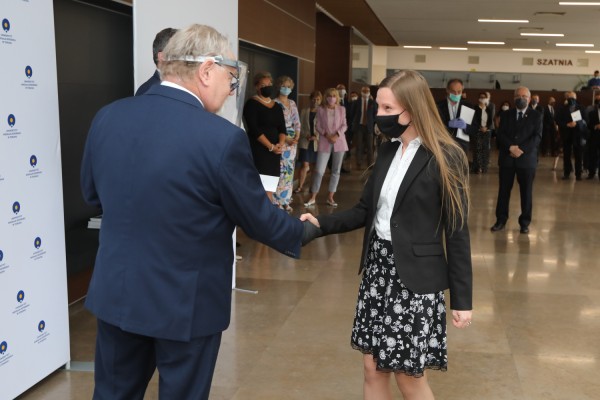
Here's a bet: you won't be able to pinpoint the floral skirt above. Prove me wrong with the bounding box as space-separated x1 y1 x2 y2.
351 234 448 377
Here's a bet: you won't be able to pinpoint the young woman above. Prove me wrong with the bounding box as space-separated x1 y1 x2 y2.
301 70 473 400
295 91 321 193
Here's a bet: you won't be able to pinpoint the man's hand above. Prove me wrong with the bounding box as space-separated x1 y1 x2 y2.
509 145 524 158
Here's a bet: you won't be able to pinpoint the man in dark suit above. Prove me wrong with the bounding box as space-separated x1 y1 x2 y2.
556 91 587 180
436 78 478 154
134 27 177 96
586 92 600 179
81 24 311 400
352 85 377 167
530 94 543 113
491 86 542 234
541 96 558 156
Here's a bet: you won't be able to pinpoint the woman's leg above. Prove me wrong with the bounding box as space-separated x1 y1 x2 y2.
308 149 331 202
363 355 392 400
394 371 434 400
328 150 345 195
297 161 309 191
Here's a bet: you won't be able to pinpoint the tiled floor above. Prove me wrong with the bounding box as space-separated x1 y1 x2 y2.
17 154 600 399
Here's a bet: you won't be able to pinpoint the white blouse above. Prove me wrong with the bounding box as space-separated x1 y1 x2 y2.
374 136 422 241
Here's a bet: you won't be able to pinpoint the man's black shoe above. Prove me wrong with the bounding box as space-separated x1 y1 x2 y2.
576 175 582 181
341 167 350 174
520 226 529 234
490 222 505 232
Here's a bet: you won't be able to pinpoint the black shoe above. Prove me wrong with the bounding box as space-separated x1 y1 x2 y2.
340 168 350 174
576 175 582 181
520 226 529 234
490 222 505 232
587 175 595 180
561 175 570 180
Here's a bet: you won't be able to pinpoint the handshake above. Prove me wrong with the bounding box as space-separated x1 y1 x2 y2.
448 118 467 130
300 213 322 246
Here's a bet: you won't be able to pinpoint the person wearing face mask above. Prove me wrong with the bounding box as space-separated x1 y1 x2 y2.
243 71 287 204
585 93 600 179
435 78 477 154
491 86 542 234
587 70 600 90
530 94 543 113
299 70 472 399
472 92 494 174
556 92 587 181
296 91 322 193
351 86 377 168
304 88 348 207
495 100 511 133
273 76 301 211
337 83 353 173
541 97 559 157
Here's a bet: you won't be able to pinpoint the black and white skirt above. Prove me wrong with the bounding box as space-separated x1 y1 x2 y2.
351 234 448 377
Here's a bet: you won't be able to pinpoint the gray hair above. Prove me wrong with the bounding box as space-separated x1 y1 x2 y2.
514 86 531 98
159 24 231 81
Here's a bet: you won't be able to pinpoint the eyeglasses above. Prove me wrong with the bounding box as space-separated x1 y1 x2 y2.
169 54 240 95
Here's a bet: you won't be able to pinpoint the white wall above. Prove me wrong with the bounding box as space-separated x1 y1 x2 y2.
133 1 238 92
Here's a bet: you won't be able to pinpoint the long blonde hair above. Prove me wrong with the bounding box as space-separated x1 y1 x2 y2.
379 70 470 231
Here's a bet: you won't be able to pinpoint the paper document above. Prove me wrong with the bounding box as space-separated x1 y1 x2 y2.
259 174 280 192
458 106 475 125
571 110 582 122
456 129 470 142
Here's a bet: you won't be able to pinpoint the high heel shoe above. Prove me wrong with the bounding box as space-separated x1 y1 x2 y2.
293 186 303 193
304 199 316 207
326 199 338 207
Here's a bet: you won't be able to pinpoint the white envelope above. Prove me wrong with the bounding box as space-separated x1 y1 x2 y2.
458 105 475 125
259 174 280 192
456 129 470 142
571 110 582 122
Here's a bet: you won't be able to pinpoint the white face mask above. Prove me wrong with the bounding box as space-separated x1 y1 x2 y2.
338 89 346 97
501 105 509 111
361 92 370 98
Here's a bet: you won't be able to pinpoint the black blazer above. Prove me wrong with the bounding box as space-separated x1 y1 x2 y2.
542 105 557 133
316 141 472 310
496 108 543 169
474 106 494 131
589 106 600 136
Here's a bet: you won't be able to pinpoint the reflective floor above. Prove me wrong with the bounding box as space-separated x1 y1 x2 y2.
18 154 600 399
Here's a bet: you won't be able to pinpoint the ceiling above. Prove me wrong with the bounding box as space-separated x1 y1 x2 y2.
359 0 600 52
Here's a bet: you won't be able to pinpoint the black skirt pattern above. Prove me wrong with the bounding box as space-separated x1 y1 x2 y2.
351 234 448 377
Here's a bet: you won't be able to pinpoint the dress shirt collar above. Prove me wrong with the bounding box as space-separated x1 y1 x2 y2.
161 81 204 107
392 136 422 146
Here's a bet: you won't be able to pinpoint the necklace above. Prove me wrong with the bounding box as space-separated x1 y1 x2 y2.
255 95 272 104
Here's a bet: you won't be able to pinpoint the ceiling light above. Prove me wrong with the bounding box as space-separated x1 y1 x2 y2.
585 50 600 53
403 45 432 49
468 41 505 45
513 48 542 52
440 47 468 51
478 19 529 23
559 2 600 5
520 33 565 37
556 43 594 47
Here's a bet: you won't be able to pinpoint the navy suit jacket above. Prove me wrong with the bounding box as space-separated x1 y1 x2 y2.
351 97 377 134
496 108 542 169
134 70 161 96
316 141 472 310
81 84 303 341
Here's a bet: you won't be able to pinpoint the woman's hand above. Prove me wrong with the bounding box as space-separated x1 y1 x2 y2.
451 310 472 329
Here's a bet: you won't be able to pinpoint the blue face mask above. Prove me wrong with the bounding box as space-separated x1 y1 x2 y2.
280 87 292 96
448 93 462 103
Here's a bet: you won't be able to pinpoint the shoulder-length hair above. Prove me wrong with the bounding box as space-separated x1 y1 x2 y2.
379 70 470 231
321 88 340 107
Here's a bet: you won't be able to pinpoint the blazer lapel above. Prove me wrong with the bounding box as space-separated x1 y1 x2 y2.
391 146 432 215
372 141 400 208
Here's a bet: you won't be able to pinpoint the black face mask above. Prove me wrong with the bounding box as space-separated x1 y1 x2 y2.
375 111 411 139
567 98 576 107
259 86 273 98
514 97 528 110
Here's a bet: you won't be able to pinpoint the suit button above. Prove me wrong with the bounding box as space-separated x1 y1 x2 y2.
392 222 398 228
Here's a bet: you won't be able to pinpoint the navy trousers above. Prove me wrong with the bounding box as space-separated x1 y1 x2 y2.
93 318 222 400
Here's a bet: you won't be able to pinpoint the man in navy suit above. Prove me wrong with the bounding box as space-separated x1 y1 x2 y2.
436 78 478 154
134 27 177 96
352 86 377 167
491 86 542 234
81 24 311 400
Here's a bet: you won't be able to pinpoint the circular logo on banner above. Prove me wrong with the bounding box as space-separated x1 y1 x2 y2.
30 155 38 168
7 114 15 128
34 237 42 249
0 250 3 261
2 19 9 33
25 65 33 79
17 290 25 303
38 320 46 333
0 341 7 354
12 201 21 214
